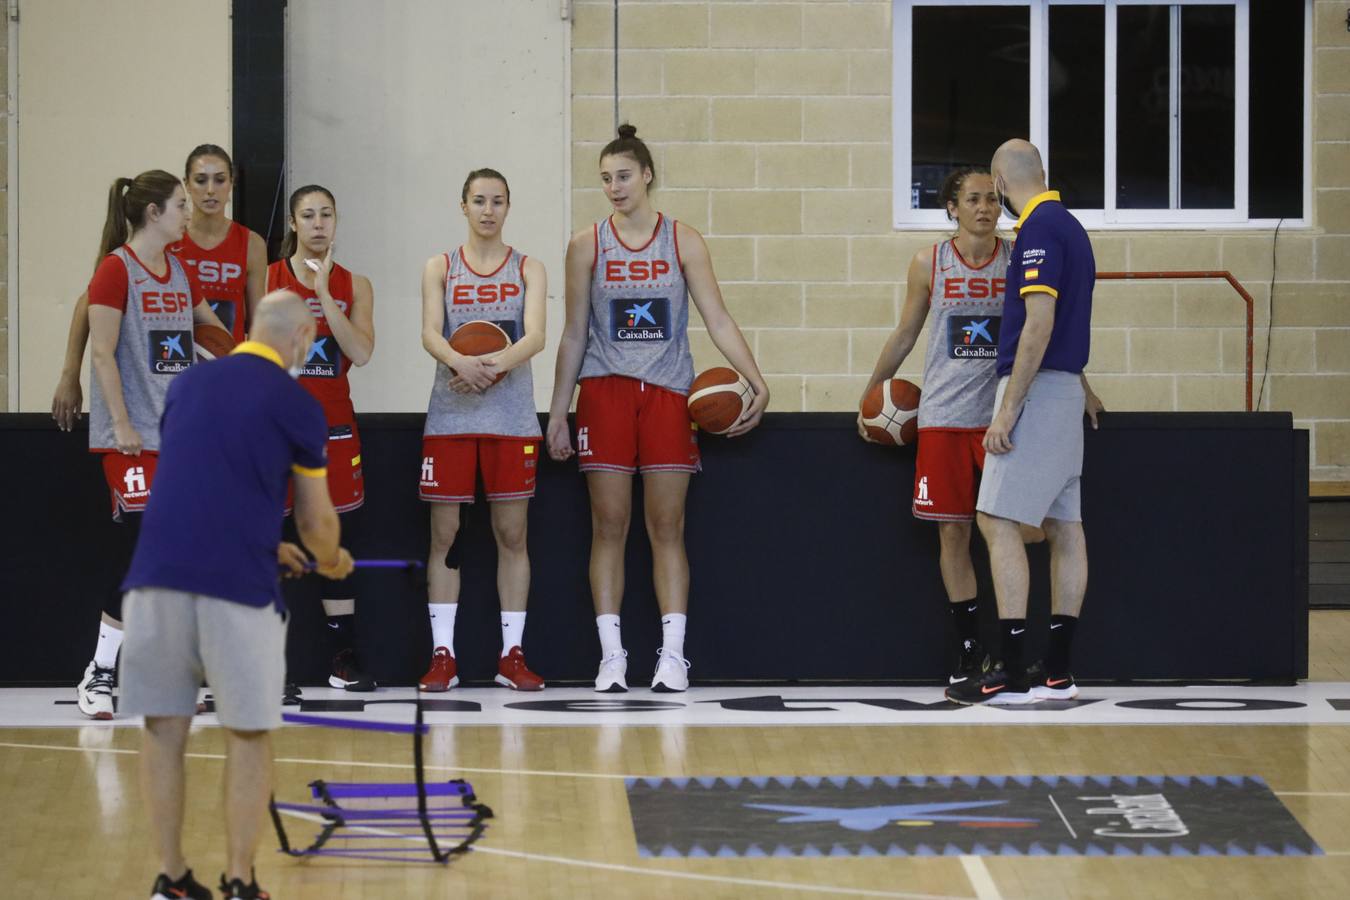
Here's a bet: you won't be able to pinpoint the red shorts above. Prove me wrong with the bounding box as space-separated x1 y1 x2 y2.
575 376 700 475
286 423 364 514
99 451 159 521
419 436 539 503
912 428 987 521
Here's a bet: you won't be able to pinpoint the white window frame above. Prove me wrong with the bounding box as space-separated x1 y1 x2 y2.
892 0 1312 230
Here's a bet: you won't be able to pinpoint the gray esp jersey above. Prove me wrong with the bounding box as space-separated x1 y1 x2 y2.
424 247 541 438
579 214 694 394
89 247 197 452
917 237 1011 429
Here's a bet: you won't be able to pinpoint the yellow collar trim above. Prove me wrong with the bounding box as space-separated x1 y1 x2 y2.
230 340 285 368
1014 191 1061 231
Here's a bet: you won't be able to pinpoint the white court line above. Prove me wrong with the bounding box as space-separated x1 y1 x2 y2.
276 808 974 900
959 856 1003 900
1045 793 1078 839
1274 791 1350 798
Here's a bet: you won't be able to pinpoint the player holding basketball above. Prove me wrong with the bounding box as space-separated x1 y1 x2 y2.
417 169 547 692
75 171 229 719
858 169 1010 685
268 184 378 692
947 139 1099 706
547 124 769 693
52 144 268 429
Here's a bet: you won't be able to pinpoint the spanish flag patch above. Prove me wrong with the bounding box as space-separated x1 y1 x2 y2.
1025 267 1040 281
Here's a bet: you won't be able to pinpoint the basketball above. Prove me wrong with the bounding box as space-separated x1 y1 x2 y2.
449 320 511 385
192 323 236 361
687 367 754 434
860 378 921 446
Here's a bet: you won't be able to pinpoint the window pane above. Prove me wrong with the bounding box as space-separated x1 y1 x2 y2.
1249 0 1304 218
911 7 1029 209
1179 6 1234 208
1048 6 1105 208
1116 6 1170 209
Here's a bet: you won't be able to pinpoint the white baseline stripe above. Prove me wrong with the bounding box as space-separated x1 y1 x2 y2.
276 808 973 900
959 856 1003 900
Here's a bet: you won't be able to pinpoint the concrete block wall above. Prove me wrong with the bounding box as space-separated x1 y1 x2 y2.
570 0 1350 481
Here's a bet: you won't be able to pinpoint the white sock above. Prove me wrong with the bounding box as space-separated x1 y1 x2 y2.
500 611 527 657
429 603 457 656
93 622 123 669
596 614 623 659
660 613 687 660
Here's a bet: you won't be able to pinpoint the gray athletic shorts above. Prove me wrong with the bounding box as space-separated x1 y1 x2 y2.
976 371 1085 527
120 587 288 731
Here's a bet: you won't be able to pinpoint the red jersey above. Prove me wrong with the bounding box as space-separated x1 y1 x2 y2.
266 258 357 426
169 221 251 342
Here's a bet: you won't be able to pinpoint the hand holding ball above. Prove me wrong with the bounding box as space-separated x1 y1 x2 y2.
859 378 921 446
193 324 237 361
687 367 755 435
448 320 511 386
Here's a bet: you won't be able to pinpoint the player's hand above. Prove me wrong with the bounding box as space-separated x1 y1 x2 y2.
311 245 334 298
51 373 83 432
451 353 498 392
856 412 879 443
983 408 1016 455
315 547 354 580
1084 387 1105 430
277 541 309 578
724 382 769 438
113 421 143 456
546 415 574 461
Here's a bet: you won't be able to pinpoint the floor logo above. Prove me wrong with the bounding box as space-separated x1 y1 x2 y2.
625 775 1322 858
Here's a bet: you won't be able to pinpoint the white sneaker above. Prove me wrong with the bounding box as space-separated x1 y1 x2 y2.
650 648 691 693
76 660 116 720
594 650 629 693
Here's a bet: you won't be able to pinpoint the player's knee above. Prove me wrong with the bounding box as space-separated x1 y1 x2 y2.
644 509 685 545
1042 518 1083 546
492 520 528 554
429 517 460 553
590 503 630 542
938 521 973 550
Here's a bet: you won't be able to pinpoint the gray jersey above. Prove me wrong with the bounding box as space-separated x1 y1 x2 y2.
579 214 694 394
89 247 196 452
424 247 541 438
917 238 1011 429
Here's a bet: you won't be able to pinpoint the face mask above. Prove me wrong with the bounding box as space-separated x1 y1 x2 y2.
996 179 1020 220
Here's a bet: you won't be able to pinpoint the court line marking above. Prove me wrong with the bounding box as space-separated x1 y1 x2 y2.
959 855 1003 900
1045 793 1079 839
276 808 975 900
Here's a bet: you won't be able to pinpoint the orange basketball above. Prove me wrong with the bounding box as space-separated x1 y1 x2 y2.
859 378 921 446
687 367 754 434
449 320 511 385
192 323 236 361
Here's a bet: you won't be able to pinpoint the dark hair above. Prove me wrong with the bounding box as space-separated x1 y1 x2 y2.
461 168 511 204
940 167 991 221
599 123 656 190
279 184 337 259
184 144 234 180
97 170 182 266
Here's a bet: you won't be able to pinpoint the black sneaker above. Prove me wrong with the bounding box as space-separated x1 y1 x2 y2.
945 661 1036 706
150 868 211 900
328 649 376 692
1027 661 1079 700
283 682 303 706
219 873 270 899
949 639 990 686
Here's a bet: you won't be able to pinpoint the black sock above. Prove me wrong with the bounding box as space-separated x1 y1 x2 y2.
1046 614 1078 674
949 598 983 646
326 613 355 657
1000 618 1028 675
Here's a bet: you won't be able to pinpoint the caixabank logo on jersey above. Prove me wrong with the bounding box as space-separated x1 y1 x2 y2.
625 775 1321 858
148 330 193 374
610 298 670 342
208 299 236 333
302 336 343 378
947 316 1000 359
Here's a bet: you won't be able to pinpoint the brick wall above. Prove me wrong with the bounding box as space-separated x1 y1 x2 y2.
571 0 1350 481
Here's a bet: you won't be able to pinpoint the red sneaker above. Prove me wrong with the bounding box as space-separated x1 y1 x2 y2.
495 646 545 691
419 646 458 692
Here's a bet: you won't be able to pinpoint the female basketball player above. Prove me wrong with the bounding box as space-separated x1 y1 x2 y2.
857 168 1102 690
547 125 769 693
52 145 267 429
417 169 547 693
76 171 228 719
268 184 378 692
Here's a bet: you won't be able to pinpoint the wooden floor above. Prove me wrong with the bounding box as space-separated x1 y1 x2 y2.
5 613 1350 899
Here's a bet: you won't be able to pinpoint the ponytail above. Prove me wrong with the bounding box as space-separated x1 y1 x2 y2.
95 170 182 268
279 183 337 260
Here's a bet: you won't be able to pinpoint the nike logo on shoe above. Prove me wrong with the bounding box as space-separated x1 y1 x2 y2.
1010 628 1025 635
1050 623 1063 630
950 676 968 684
981 684 1005 694
1046 677 1070 687
327 622 340 629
